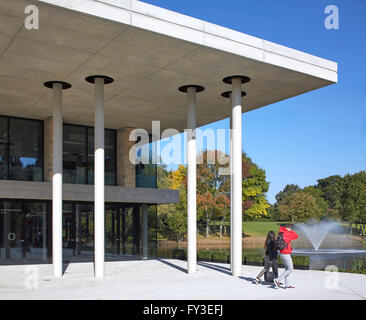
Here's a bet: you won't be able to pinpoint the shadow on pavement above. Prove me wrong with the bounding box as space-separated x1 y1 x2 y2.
198 261 232 276
240 276 256 283
157 258 187 274
62 261 70 275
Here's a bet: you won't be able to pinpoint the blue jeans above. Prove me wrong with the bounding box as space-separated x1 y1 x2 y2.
277 254 294 287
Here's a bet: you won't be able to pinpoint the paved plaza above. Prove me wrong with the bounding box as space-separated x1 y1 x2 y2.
0 259 365 300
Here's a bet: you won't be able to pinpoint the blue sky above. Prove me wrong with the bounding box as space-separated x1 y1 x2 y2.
144 0 366 203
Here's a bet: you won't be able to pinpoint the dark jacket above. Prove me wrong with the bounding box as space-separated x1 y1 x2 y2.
264 239 277 260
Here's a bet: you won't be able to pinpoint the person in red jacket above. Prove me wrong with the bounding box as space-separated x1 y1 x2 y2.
274 224 298 289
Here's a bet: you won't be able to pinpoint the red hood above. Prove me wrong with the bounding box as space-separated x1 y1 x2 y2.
278 226 298 254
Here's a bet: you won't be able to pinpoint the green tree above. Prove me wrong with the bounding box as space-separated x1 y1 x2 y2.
267 204 279 221
317 175 344 216
197 150 230 238
303 186 329 218
158 165 187 242
342 171 366 234
275 184 301 203
241 153 270 220
157 163 170 189
277 191 321 223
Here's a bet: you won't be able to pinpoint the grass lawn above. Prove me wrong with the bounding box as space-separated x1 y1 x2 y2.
208 221 286 238
242 221 284 237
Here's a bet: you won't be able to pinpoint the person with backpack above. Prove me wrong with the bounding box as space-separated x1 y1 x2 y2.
252 231 278 284
274 224 298 289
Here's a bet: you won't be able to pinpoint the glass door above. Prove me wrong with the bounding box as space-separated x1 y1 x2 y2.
0 200 48 264
105 205 120 258
124 206 141 257
63 203 94 262
105 205 141 259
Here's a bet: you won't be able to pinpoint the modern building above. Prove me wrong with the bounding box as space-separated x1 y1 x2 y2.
0 0 337 278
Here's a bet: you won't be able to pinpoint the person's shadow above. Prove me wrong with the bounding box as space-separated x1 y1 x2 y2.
240 276 256 283
240 276 277 288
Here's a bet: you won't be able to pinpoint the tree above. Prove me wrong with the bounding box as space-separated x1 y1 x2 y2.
275 184 301 203
342 171 366 234
158 165 187 242
197 150 230 238
317 175 344 216
303 186 329 218
241 153 270 220
157 163 170 189
277 191 321 223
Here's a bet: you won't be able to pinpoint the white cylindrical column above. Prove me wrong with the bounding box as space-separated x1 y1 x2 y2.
186 87 197 275
222 75 250 277
179 84 204 274
231 78 243 277
53 83 63 278
95 77 105 279
142 204 148 259
86 75 113 279
44 80 71 278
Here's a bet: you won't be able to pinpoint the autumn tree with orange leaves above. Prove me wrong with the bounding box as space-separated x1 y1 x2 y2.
157 151 270 241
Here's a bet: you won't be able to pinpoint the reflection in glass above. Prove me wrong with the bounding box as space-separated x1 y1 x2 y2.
63 124 116 186
62 203 157 262
0 116 43 182
63 125 87 184
0 201 157 265
0 201 49 264
8 118 43 181
136 136 157 188
63 203 94 261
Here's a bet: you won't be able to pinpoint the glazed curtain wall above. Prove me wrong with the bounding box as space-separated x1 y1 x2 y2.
63 124 117 186
135 135 157 188
0 116 43 182
0 199 157 265
0 200 51 265
63 203 157 262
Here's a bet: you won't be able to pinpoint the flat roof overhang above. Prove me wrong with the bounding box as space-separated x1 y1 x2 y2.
0 0 337 132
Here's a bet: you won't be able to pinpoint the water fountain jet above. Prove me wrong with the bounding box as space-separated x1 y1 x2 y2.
293 219 366 270
296 220 339 251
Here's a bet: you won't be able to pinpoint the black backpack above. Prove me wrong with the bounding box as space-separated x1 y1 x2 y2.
276 232 288 251
264 270 274 283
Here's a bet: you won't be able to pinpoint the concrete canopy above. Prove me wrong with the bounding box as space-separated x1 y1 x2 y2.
0 0 337 132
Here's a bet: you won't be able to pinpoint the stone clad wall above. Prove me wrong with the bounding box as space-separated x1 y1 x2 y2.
117 127 136 187
44 117 53 182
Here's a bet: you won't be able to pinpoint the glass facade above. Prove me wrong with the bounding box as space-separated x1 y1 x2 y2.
135 135 157 188
0 199 157 265
0 115 160 265
0 116 43 181
0 115 158 189
62 202 157 262
0 200 51 264
63 124 117 186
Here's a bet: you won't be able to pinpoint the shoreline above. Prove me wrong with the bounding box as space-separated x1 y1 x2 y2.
158 234 365 249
